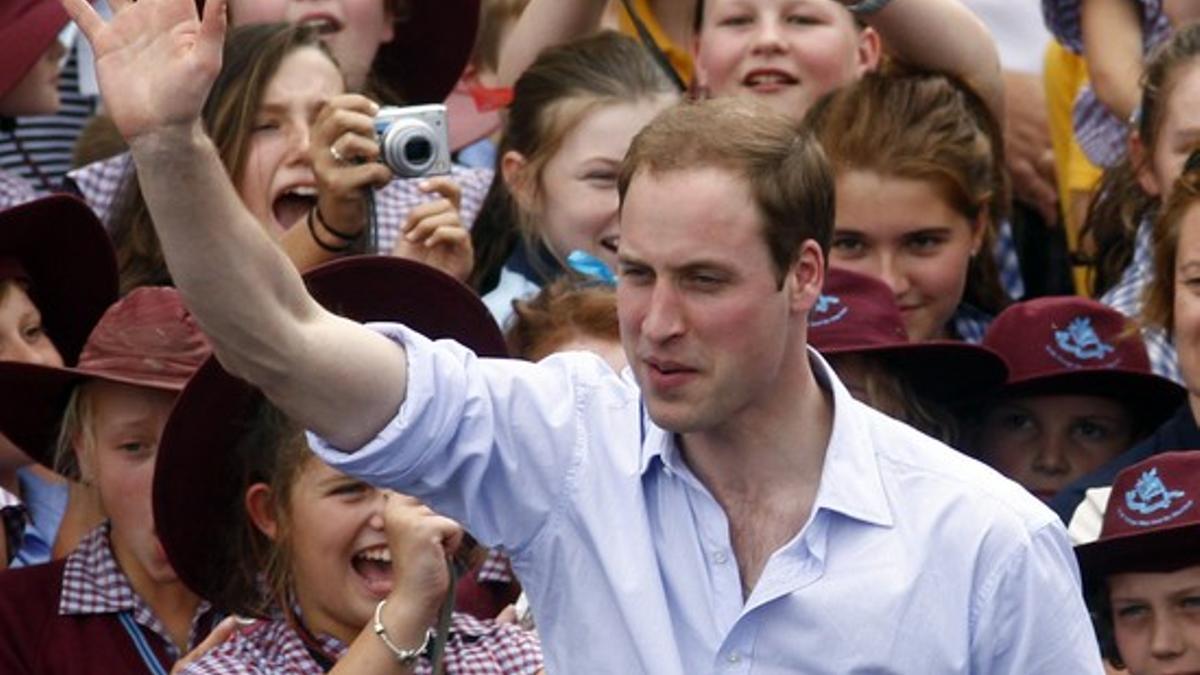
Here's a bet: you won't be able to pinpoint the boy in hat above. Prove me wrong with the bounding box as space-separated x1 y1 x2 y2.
972 297 1185 502
0 287 219 673
1075 451 1200 675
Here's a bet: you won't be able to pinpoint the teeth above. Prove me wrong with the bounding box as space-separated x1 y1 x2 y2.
356 547 392 563
301 17 340 33
746 73 793 85
287 186 317 197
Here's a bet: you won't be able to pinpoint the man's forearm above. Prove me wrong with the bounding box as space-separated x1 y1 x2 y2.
129 124 410 449
128 122 316 383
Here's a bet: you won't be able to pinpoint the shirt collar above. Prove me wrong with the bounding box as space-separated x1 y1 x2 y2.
59 523 140 616
637 348 894 529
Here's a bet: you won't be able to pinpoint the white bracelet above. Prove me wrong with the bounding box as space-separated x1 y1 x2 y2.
842 0 893 15
373 599 434 665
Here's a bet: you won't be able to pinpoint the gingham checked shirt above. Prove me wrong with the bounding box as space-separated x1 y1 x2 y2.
61 524 217 666
0 169 40 211
1099 218 1183 382
1042 0 1170 167
66 154 494 253
180 609 542 674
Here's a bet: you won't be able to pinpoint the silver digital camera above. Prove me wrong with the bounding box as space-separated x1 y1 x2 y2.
374 104 452 178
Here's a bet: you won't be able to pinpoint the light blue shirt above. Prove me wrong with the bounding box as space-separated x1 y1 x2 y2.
10 467 67 568
310 324 1103 674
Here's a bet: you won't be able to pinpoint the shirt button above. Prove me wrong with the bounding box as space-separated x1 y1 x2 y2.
713 551 728 564
727 651 741 664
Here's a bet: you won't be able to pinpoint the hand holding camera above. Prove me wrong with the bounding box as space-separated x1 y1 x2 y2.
311 96 454 248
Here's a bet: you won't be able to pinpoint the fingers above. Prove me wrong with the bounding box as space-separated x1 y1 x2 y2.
61 0 104 40
418 177 463 211
169 615 242 674
418 219 471 250
313 95 379 152
199 0 229 45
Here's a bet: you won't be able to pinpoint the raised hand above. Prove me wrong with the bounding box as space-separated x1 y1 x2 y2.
382 493 464 624
61 0 227 141
391 177 474 283
310 94 393 242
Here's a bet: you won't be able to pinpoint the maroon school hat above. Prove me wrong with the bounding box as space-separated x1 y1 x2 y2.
982 296 1184 425
0 0 69 99
810 267 1007 402
0 287 210 467
1076 451 1200 590
0 195 119 365
197 0 479 104
153 256 507 615
380 0 481 104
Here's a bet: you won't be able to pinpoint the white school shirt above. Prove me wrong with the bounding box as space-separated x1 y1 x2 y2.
310 324 1104 675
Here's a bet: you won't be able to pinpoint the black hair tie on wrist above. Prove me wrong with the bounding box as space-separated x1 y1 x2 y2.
307 207 354 253
314 205 362 241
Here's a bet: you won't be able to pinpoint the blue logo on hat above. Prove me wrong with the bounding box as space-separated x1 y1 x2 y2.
1120 468 1192 527
1053 317 1116 362
811 294 848 327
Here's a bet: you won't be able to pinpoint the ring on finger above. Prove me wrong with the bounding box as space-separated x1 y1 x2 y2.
330 143 346 164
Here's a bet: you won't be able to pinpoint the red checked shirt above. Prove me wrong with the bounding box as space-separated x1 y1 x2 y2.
180 609 543 675
0 524 219 674
65 154 494 254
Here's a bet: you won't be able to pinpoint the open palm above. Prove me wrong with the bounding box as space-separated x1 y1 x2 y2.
62 0 226 140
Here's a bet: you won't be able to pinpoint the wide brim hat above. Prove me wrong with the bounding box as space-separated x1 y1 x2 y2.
982 296 1185 428
380 0 481 104
810 268 1007 403
0 0 70 98
1076 451 1200 592
153 256 507 615
0 195 119 366
0 287 210 468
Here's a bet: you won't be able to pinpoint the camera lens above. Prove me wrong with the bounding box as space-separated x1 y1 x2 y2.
404 137 433 165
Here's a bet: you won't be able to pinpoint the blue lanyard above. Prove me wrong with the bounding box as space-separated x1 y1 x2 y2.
117 612 169 675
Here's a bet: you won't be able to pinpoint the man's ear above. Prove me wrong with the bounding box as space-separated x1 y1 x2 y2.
789 239 827 314
244 483 279 541
501 150 534 211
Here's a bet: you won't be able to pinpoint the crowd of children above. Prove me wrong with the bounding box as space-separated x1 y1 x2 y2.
3 0 1200 672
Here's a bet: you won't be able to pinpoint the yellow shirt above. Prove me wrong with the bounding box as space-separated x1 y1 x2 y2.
616 0 695 85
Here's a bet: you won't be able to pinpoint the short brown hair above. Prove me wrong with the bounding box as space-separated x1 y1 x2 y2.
1143 169 1200 335
618 97 835 284
506 279 619 361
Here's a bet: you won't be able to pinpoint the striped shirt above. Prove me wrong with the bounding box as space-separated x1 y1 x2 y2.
1098 218 1182 382
0 44 99 192
1041 0 1170 167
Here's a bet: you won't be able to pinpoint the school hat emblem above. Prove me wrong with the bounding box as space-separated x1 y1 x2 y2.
1121 467 1193 525
810 294 848 327
1050 316 1116 365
